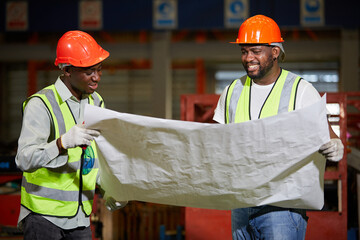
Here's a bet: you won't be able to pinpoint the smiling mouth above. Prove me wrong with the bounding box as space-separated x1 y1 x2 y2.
89 83 98 90
247 64 259 72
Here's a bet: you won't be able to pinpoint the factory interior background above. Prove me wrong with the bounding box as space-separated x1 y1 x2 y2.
0 0 359 239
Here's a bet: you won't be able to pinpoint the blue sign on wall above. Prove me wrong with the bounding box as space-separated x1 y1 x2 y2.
301 0 324 26
224 0 248 28
153 0 177 29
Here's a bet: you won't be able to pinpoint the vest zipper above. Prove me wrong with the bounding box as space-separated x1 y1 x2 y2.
256 69 282 119
79 147 86 207
68 98 90 213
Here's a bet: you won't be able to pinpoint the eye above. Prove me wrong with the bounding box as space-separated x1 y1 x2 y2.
85 70 93 76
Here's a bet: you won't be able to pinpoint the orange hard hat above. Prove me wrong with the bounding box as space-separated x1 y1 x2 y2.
231 15 284 45
54 30 109 68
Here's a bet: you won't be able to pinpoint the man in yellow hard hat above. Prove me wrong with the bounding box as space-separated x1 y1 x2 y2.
16 30 126 239
213 15 344 239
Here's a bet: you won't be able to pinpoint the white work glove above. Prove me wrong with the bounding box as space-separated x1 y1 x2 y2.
60 124 100 149
104 194 128 212
319 138 344 162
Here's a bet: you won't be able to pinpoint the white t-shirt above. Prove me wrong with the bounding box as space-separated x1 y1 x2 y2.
213 78 321 124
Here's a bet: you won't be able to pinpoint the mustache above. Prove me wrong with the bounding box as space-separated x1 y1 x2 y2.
243 61 259 68
245 61 259 65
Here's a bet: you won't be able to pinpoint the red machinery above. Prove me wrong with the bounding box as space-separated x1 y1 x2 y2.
181 93 350 240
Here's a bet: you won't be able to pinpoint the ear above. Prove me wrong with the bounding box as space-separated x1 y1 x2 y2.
63 66 71 76
272 46 281 61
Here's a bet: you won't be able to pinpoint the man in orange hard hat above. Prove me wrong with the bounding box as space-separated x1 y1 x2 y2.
16 30 126 239
213 15 344 239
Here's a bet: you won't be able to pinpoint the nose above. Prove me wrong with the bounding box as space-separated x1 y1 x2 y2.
92 70 101 82
243 52 255 62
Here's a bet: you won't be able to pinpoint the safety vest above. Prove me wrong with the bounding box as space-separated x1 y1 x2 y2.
20 84 104 217
225 69 302 123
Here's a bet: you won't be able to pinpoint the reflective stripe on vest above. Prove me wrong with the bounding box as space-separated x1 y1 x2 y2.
21 85 103 217
225 69 301 123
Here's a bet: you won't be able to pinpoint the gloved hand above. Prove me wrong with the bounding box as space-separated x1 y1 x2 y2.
104 194 128 212
319 138 344 162
60 124 100 149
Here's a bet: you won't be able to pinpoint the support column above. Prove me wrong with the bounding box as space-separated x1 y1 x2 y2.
0 63 6 142
340 29 359 92
151 31 172 118
196 59 206 94
27 61 37 97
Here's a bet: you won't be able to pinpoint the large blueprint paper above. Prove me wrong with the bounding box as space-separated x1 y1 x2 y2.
84 96 329 210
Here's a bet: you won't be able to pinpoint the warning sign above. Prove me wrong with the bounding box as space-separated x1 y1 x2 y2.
153 0 177 29
224 0 248 28
79 0 103 30
301 0 324 26
6 1 28 31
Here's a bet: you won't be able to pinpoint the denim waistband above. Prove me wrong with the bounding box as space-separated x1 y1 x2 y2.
249 206 309 222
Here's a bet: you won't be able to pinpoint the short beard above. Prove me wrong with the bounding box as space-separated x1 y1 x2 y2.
244 54 274 80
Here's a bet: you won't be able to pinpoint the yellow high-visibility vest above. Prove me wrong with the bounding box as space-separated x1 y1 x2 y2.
225 69 302 123
20 84 104 217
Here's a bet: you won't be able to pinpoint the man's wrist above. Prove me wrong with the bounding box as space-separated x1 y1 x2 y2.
56 137 66 153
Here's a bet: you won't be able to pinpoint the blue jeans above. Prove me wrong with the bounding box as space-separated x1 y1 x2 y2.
232 206 307 240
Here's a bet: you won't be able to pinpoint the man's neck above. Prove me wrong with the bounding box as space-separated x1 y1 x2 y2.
60 76 83 101
253 67 281 86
